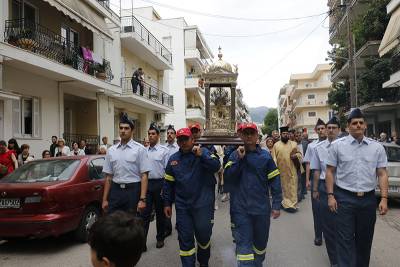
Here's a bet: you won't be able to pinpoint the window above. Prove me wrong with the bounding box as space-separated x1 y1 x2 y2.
307 94 315 99
305 83 313 88
12 97 41 138
308 112 316 117
12 0 38 22
61 26 79 48
89 158 105 180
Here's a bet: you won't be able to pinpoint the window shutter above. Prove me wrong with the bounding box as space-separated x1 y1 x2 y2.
12 99 21 136
33 97 41 137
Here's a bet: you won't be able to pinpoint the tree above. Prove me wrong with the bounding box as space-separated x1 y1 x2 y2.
261 108 278 135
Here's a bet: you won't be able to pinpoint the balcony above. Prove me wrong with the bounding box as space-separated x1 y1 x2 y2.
121 16 173 70
3 19 113 82
185 75 205 105
119 77 173 112
186 107 206 123
292 99 329 112
185 48 208 70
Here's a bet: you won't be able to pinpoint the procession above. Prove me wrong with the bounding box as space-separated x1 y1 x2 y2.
1 0 400 266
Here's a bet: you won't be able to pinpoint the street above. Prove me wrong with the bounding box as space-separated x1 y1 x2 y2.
1 195 400 267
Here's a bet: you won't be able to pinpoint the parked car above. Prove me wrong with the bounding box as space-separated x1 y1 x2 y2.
0 155 105 242
376 143 400 199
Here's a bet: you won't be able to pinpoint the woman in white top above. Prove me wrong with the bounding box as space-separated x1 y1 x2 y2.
54 138 71 157
70 141 85 156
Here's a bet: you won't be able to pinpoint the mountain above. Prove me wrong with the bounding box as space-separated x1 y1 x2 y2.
249 106 270 123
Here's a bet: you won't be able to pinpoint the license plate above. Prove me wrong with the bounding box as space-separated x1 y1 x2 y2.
0 198 20 209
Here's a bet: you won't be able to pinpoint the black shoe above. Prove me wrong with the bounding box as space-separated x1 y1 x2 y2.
314 238 322 246
164 231 172 238
156 240 164 248
284 207 297 213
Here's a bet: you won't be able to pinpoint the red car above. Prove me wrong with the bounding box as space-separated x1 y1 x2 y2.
0 155 105 242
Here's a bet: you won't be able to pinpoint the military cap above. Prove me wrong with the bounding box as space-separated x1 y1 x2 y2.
120 113 134 129
315 118 326 128
167 124 176 133
347 108 364 122
148 122 160 134
327 116 340 127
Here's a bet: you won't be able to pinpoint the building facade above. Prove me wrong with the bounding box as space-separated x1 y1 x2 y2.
278 64 332 139
0 1 174 157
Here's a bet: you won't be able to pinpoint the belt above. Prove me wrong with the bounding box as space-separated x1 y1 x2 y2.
336 186 374 197
112 181 140 189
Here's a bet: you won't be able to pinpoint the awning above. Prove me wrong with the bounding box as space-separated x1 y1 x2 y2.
378 6 400 57
42 0 113 41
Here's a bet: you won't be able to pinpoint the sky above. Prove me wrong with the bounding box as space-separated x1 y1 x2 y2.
111 0 331 108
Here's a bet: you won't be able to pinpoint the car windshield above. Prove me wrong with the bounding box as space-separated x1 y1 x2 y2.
385 146 400 162
1 159 81 183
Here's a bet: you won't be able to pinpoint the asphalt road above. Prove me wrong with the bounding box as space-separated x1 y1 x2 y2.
1 195 400 267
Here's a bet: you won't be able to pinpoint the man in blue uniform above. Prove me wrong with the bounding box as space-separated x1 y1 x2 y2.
224 122 282 267
142 123 170 250
326 108 389 267
102 113 150 214
303 118 326 246
310 117 340 267
164 124 178 237
163 128 221 267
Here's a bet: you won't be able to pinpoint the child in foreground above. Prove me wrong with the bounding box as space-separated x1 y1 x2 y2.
88 211 145 267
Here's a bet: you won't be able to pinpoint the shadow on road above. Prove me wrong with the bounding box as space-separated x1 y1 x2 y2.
0 234 82 255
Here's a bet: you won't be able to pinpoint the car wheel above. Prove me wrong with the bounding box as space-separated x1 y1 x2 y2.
74 206 100 243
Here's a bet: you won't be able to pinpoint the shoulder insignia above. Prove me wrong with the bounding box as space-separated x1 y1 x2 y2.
170 160 179 166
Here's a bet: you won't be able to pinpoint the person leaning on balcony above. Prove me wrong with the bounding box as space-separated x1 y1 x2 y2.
131 68 144 96
102 113 150 215
54 138 71 157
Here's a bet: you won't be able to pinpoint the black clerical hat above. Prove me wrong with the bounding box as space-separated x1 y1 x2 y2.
327 116 340 127
120 113 134 129
347 108 364 122
279 126 289 133
315 118 326 128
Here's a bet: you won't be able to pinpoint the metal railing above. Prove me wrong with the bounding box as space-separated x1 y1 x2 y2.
120 16 172 65
121 77 173 108
96 0 120 19
4 18 113 82
63 133 100 154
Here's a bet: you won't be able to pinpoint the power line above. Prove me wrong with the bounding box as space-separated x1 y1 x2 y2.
138 0 328 22
243 15 329 87
119 7 318 38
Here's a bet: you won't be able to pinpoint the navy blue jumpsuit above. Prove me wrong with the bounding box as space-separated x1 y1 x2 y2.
163 147 221 267
224 146 282 267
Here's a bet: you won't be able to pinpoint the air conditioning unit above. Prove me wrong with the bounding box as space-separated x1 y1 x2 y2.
154 113 162 122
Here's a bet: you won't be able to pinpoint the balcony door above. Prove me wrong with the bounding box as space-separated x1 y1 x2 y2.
12 0 38 23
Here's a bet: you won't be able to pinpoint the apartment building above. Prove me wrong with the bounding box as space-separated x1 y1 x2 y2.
0 1 174 156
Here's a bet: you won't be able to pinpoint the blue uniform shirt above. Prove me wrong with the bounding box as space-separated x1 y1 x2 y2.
162 147 221 209
166 142 179 159
303 139 319 163
326 135 388 192
224 146 282 214
310 139 333 180
147 144 169 179
103 139 150 183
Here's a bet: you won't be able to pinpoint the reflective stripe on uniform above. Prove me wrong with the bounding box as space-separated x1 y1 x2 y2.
197 240 211 250
211 219 214 224
237 254 254 261
211 154 218 159
231 223 235 228
164 173 175 182
224 161 233 169
179 247 196 257
253 245 266 255
267 169 280 179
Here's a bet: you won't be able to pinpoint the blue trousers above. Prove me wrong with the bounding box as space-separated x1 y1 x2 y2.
233 212 270 267
142 179 165 242
310 174 323 240
108 182 141 214
176 205 214 267
335 187 376 267
319 180 337 265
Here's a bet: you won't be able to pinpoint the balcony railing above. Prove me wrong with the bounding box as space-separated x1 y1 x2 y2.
121 77 173 108
121 16 172 65
4 19 113 82
96 0 120 19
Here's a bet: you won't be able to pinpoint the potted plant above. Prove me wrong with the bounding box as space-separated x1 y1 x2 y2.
95 63 107 80
16 28 37 51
